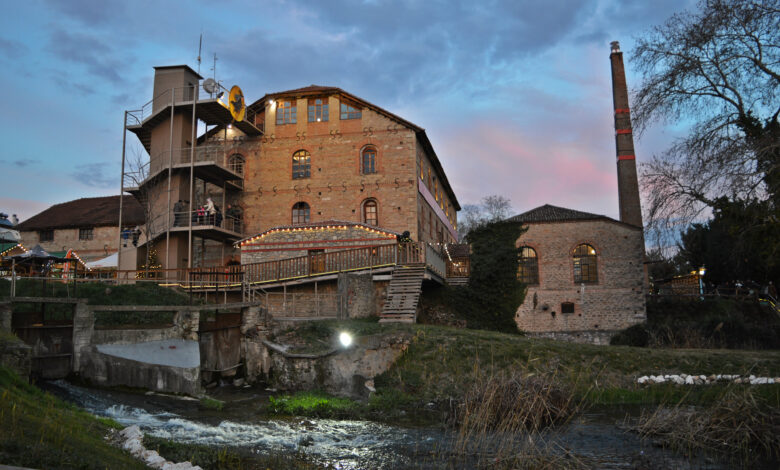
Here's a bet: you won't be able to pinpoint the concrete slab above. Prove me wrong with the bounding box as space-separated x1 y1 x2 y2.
96 339 199 368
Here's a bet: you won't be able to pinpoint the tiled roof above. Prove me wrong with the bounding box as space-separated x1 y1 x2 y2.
508 204 613 224
269 84 340 96
238 220 401 245
16 196 145 231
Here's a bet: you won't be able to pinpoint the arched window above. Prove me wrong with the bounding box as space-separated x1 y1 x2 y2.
573 243 598 283
292 150 310 179
292 202 310 224
228 154 245 175
517 246 539 285
363 199 378 225
361 146 376 174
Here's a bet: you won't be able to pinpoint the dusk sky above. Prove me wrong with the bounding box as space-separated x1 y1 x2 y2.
0 0 694 223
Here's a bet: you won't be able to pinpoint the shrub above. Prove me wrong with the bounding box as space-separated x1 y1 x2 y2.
610 323 649 347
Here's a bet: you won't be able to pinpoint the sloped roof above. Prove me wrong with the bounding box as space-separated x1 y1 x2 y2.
508 204 615 224
238 219 400 246
16 196 145 231
246 86 461 211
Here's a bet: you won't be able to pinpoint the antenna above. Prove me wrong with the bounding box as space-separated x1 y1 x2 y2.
212 53 218 81
197 33 202 74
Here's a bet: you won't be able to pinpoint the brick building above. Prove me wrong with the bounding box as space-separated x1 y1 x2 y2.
507 42 647 343
16 196 145 262
121 68 460 274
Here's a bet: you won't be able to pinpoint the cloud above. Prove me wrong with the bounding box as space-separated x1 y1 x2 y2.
0 37 28 59
69 163 117 189
47 30 126 85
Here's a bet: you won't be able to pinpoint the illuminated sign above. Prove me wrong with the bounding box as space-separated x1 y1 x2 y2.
228 85 246 122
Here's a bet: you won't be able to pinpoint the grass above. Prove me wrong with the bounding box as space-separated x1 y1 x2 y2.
143 435 326 470
1 280 197 328
0 365 146 469
199 396 225 411
268 391 357 418
275 319 780 418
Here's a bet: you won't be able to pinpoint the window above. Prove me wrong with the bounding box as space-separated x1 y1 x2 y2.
292 150 311 179
573 243 598 284
363 199 378 225
361 146 376 174
340 101 362 120
561 302 575 314
39 230 53 242
308 98 329 122
79 228 94 241
517 246 539 285
276 100 296 125
292 202 310 224
228 154 245 175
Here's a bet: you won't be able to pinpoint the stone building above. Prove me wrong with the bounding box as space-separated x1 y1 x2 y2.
121 68 459 274
507 42 647 343
15 196 145 262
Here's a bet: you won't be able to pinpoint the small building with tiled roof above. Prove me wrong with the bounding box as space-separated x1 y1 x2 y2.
16 196 145 262
509 203 647 343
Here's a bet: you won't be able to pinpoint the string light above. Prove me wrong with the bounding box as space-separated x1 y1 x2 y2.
0 243 28 257
239 223 397 246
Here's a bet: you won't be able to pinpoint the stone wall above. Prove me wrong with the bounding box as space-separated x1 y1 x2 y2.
515 219 646 336
241 224 397 264
20 225 146 262
269 332 411 398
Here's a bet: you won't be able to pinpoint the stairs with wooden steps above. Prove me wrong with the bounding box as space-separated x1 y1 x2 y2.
379 264 426 323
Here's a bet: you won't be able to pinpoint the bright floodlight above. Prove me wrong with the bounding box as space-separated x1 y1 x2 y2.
339 332 352 348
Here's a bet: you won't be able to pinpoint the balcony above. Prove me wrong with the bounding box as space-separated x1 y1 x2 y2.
166 209 244 242
129 145 245 190
126 85 262 153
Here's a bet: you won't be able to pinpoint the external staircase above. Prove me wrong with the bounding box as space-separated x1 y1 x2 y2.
379 263 426 323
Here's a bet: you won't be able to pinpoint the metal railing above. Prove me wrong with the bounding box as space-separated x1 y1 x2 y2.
171 209 242 234
126 84 257 128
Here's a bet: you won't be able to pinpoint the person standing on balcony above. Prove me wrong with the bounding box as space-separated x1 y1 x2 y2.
205 197 216 225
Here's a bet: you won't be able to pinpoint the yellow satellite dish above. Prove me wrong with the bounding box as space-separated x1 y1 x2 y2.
228 85 245 122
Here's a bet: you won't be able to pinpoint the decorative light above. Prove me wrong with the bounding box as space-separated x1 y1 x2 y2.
339 332 352 348
698 266 706 276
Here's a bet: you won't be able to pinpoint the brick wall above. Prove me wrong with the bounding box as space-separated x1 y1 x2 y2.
515 219 646 334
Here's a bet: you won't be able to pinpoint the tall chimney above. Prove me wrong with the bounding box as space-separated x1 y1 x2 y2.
609 41 643 228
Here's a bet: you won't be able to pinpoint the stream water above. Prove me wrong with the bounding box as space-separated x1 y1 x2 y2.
43 380 737 469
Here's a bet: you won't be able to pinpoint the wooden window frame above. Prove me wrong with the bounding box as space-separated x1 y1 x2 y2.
39 230 53 242
340 100 362 120
276 100 297 125
363 199 378 226
573 244 598 284
517 246 539 285
292 202 311 225
292 150 311 180
308 97 329 122
361 146 377 174
79 227 94 241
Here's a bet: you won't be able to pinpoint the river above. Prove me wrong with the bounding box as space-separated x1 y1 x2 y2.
43 380 739 469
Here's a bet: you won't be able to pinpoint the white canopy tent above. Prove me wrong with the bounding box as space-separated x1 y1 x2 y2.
85 252 118 270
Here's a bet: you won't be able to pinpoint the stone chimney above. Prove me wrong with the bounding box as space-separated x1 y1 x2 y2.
609 41 643 228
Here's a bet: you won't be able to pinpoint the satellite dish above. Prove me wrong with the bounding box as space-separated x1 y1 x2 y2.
203 78 218 94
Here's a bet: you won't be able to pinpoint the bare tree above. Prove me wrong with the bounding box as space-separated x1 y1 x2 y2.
633 0 779 236
457 195 514 239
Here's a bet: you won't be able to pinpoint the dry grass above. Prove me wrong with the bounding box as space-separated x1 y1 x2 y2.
636 385 780 466
447 364 588 469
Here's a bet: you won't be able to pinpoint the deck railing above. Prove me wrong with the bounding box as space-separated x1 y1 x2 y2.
243 242 442 285
3 243 447 296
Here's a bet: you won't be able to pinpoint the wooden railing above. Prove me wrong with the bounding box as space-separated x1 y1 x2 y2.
243 242 439 285
7 243 447 293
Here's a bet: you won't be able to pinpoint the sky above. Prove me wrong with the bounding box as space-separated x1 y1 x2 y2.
0 0 696 223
